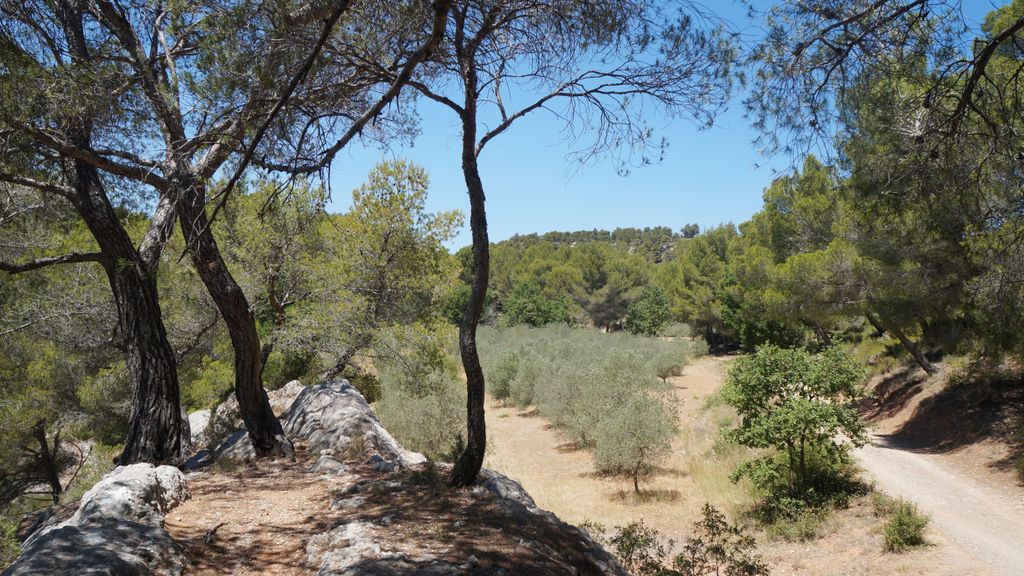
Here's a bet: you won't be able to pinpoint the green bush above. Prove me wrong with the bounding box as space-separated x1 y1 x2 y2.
883 499 929 552
180 354 233 412
723 345 866 510
262 349 319 390
1015 455 1024 484
489 352 519 401
341 365 382 404
0 516 19 571
764 506 833 542
598 505 770 576
76 366 132 445
375 377 465 461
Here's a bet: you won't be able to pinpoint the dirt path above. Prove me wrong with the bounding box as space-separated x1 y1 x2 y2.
855 436 1024 576
165 459 348 575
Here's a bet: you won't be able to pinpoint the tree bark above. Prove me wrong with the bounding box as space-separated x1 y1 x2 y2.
67 157 187 464
449 111 489 488
54 0 185 464
177 180 293 459
865 310 938 375
33 421 62 504
319 333 374 383
813 325 832 348
864 312 886 337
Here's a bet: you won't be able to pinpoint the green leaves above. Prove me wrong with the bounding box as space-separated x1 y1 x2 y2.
723 345 866 502
503 281 572 328
625 286 671 336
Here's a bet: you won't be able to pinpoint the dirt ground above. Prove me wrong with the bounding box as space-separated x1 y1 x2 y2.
166 454 629 575
165 457 349 576
484 355 1023 576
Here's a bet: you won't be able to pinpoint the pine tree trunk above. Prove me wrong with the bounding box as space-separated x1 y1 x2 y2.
866 310 938 375
33 421 62 504
72 163 186 464
55 0 186 465
177 181 293 459
449 111 489 488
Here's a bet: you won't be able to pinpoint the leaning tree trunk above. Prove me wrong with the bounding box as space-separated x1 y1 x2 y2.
177 180 293 459
865 310 938 375
449 113 489 488
55 0 185 465
69 161 186 464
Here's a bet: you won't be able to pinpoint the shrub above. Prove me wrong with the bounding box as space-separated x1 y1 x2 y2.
600 505 770 576
489 352 519 401
76 366 132 444
723 345 866 507
673 504 771 576
0 516 19 571
763 507 833 542
594 394 678 493
608 520 668 576
883 499 929 552
262 349 319 390
374 369 465 461
1015 455 1024 484
180 354 234 412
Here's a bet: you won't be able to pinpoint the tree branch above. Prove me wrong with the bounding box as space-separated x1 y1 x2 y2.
0 173 74 198
0 252 108 274
253 0 454 176
950 14 1024 135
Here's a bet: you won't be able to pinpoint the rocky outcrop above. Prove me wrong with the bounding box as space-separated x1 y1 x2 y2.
216 380 425 469
205 380 306 450
4 464 188 576
188 409 211 447
283 381 425 466
308 464 630 576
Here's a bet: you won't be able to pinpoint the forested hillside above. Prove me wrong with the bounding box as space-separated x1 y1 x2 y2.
478 149 1024 374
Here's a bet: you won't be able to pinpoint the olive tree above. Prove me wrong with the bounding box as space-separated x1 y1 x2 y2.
594 393 678 494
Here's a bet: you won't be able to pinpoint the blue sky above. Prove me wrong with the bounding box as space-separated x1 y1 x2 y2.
324 1 997 249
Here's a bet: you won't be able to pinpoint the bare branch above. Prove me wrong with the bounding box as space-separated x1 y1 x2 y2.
0 252 108 274
0 173 74 198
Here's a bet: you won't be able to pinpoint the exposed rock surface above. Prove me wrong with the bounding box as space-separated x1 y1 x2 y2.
4 464 188 576
205 379 306 449
188 409 211 447
308 463 630 576
216 380 425 469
